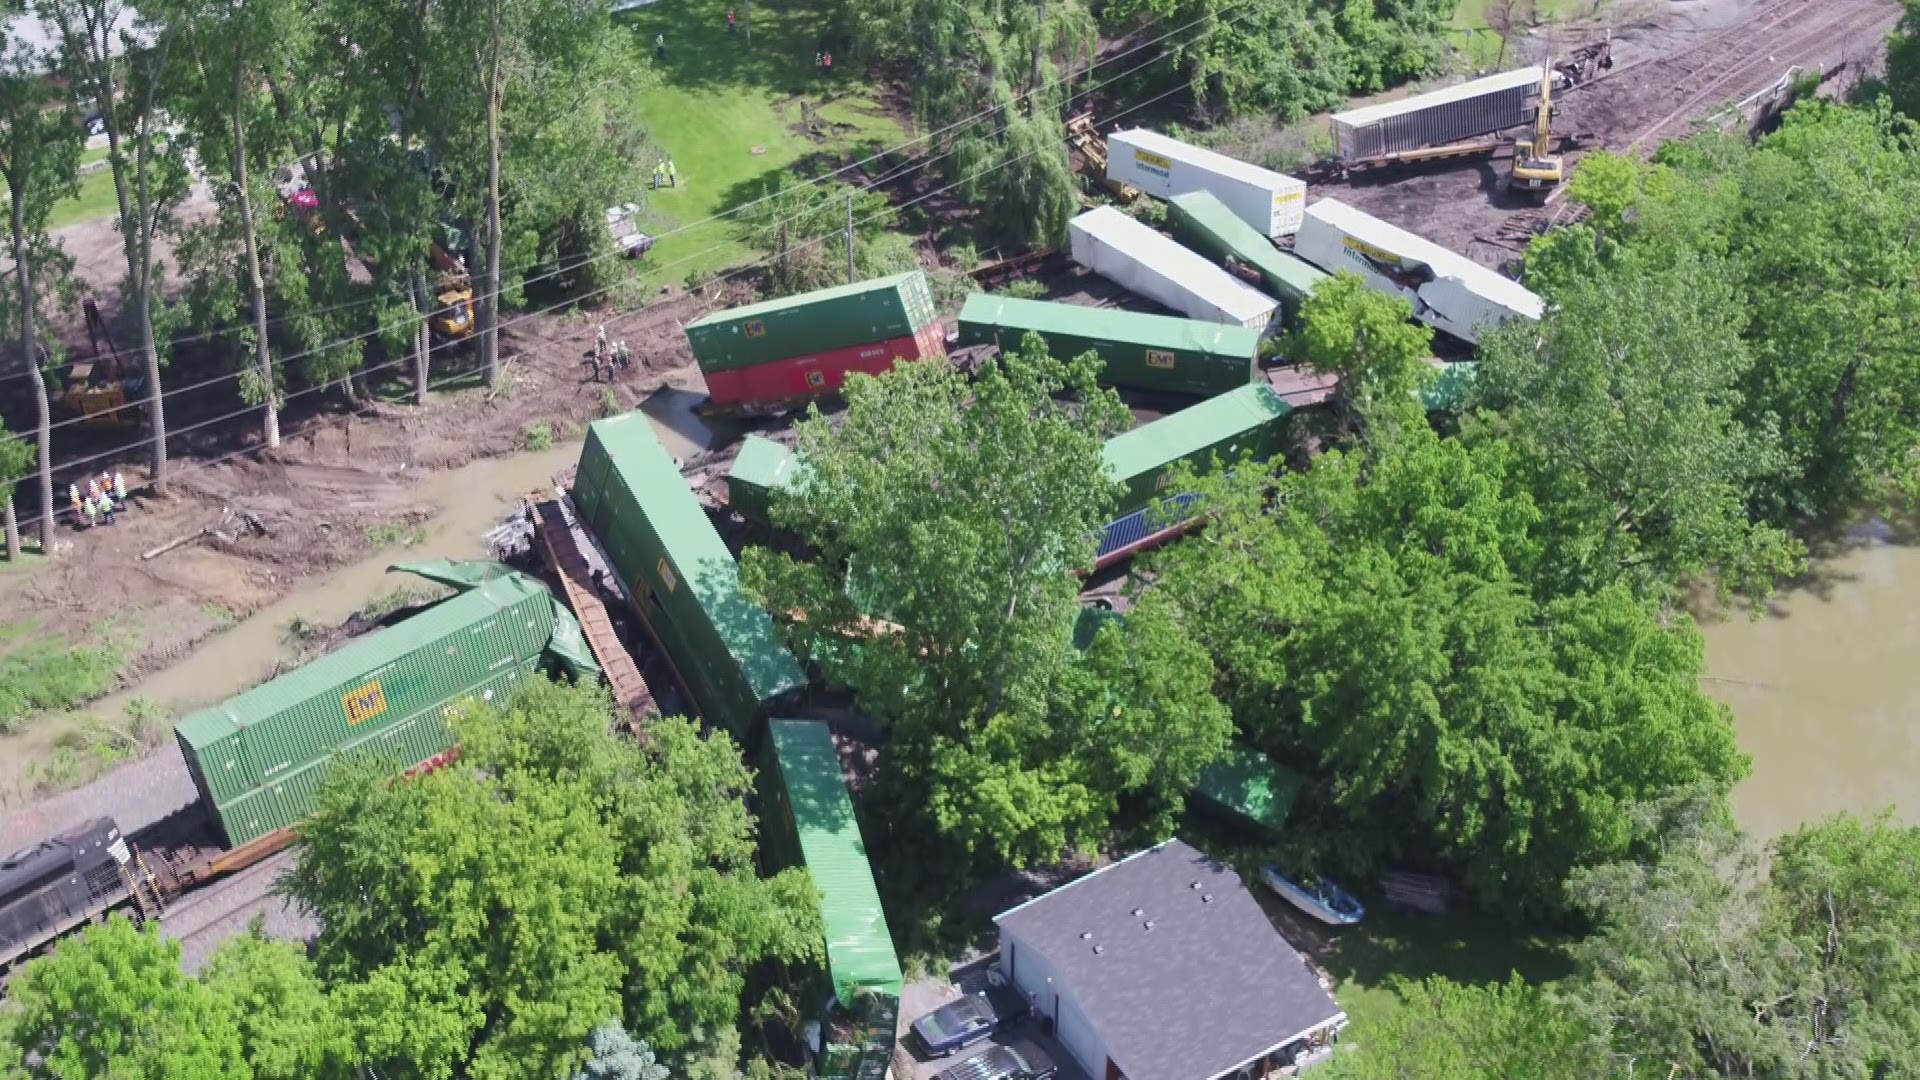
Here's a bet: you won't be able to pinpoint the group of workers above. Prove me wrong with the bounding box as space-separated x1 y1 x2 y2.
651 158 678 189
69 471 129 528
591 325 632 383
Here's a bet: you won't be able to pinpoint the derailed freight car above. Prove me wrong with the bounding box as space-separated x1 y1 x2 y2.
1293 198 1542 345
685 271 945 410
1167 190 1329 320
572 413 808 740
1068 206 1279 330
954 293 1261 398
175 570 573 848
759 719 903 1080
1105 128 1308 237
1329 67 1543 162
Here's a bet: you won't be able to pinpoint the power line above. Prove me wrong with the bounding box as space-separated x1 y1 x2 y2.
11 16 1244 534
0 5 1226 443
0 0 1238 388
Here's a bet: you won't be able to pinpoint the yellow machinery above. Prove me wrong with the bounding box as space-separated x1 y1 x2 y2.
427 241 476 341
1067 113 1140 202
1509 68 1565 197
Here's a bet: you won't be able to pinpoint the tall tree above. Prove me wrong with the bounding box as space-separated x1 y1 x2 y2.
199 929 355 1080
1572 797 1920 1077
1474 251 1803 603
41 0 188 493
0 916 250 1078
1152 424 1748 912
742 338 1232 865
287 678 820 1075
570 1025 670 1080
0 421 31 559
0 28 82 555
1283 269 1434 439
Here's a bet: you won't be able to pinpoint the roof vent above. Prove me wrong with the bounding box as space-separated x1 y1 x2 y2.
1131 908 1144 917
1202 894 1214 903
1092 944 1104 955
1190 881 1202 890
1144 920 1155 931
1080 931 1093 940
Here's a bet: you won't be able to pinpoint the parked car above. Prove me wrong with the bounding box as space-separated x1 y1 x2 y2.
934 1039 1058 1080
910 985 1028 1058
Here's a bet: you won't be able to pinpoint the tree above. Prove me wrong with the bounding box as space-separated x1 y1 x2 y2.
1572 798 1920 1077
1282 270 1434 438
736 170 898 295
1151 424 1748 912
0 423 29 559
571 1025 670 1080
742 337 1230 865
0 916 250 1078
1886 0 1920 122
1318 975 1599 1080
0 29 83 555
286 678 820 1076
40 0 190 493
199 929 355 1079
1473 251 1803 603
1563 148 1642 244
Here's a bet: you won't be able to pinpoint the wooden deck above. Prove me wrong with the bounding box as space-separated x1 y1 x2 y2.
532 499 659 729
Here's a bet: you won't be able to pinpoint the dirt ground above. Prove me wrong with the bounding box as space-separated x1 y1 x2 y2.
1321 0 1904 266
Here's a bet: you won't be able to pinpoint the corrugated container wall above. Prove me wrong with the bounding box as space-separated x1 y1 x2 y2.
702 320 946 406
572 414 808 740
1329 67 1542 161
175 575 556 847
684 271 938 373
727 436 802 523
1068 207 1278 330
1104 128 1308 237
1102 383 1291 515
1167 191 1329 319
1293 198 1543 345
955 294 1259 398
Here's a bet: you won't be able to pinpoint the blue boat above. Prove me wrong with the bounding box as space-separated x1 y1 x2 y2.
1260 866 1365 927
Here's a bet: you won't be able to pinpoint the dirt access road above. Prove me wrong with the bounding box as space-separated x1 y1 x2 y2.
1324 0 1905 266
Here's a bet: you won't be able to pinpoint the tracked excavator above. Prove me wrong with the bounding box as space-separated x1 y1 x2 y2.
1509 67 1566 198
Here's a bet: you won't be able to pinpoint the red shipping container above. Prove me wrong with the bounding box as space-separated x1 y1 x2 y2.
704 321 946 407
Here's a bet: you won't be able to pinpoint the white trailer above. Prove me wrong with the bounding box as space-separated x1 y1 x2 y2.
1330 67 1543 162
1068 207 1279 331
1106 128 1308 238
1293 198 1542 345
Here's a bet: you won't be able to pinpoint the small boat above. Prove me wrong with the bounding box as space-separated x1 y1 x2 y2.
1261 866 1365 926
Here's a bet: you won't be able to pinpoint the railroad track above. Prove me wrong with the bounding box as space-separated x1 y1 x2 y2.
1479 0 1898 254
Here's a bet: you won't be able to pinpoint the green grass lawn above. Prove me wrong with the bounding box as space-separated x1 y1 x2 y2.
0 146 119 229
1450 0 1594 72
613 0 906 284
1313 906 1573 1035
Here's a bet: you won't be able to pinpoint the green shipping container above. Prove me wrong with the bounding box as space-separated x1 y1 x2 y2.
572 414 808 739
760 719 902 1080
685 271 939 374
726 436 805 524
175 572 557 847
1192 743 1306 835
1168 191 1329 319
955 293 1260 398
1421 359 1478 414
1103 383 1291 515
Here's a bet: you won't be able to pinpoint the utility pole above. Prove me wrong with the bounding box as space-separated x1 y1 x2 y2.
745 0 751 49
845 191 855 283
1032 0 1046 96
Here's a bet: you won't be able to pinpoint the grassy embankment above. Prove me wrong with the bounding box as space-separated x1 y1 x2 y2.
613 0 906 284
1450 0 1599 73
0 146 121 230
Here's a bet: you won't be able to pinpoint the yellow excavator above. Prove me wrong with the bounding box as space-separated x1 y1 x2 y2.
1509 68 1565 198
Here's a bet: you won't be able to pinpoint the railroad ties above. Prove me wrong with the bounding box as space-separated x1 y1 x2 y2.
531 499 660 735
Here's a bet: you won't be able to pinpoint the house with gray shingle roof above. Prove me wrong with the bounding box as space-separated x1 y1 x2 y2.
993 839 1345 1079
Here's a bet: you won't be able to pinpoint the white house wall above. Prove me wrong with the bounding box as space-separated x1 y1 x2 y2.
1000 928 1109 1078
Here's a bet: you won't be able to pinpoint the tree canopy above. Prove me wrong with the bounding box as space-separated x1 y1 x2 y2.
285 677 821 1077
742 336 1232 866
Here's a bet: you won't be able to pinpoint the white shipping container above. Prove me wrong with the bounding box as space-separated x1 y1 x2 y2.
1330 67 1542 161
1106 129 1308 238
1293 198 1542 345
1068 207 1279 331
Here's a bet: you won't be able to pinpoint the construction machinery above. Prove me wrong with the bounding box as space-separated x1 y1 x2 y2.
1066 113 1140 202
1508 67 1565 198
55 294 143 427
427 237 475 341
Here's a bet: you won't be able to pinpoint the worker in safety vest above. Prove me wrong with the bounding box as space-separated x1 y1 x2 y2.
112 471 127 502
614 341 631 371
68 484 81 517
655 33 665 61
97 491 115 526
667 159 677 187
81 495 97 528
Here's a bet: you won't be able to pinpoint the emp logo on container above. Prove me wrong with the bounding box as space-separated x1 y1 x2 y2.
743 319 767 338
1145 349 1176 370
342 681 388 726
806 370 827 388
658 557 678 592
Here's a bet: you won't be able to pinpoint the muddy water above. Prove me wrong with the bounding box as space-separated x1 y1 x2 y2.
1703 520 1920 840
86 391 720 725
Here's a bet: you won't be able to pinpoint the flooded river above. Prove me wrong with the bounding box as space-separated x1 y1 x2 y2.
1704 520 1920 840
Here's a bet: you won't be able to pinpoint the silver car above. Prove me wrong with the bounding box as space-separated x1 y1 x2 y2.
934 1040 1059 1080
